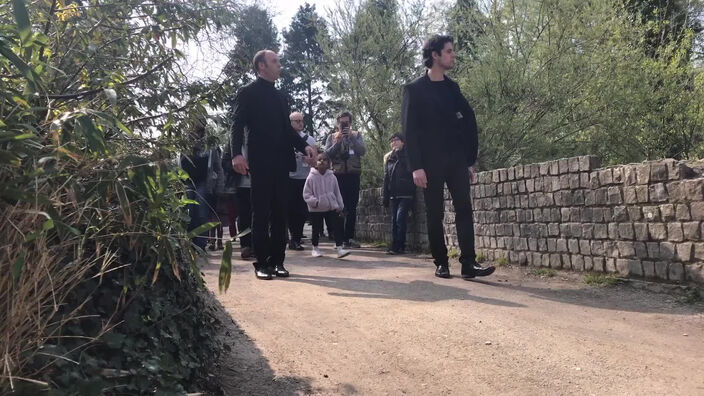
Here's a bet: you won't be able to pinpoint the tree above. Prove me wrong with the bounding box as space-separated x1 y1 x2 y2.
223 5 280 87
280 4 333 138
325 0 427 188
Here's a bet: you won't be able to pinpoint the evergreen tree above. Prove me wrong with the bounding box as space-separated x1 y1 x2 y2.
280 4 333 138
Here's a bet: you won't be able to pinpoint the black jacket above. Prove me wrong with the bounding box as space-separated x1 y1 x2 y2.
382 148 415 207
229 77 308 173
401 73 479 171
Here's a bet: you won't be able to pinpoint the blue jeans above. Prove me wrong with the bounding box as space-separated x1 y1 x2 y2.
186 182 209 250
391 198 413 252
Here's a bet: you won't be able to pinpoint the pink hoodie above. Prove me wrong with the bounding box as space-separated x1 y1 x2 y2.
303 168 345 212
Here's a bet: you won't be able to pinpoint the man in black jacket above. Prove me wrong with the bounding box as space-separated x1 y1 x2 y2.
382 133 415 255
230 50 316 280
401 35 495 279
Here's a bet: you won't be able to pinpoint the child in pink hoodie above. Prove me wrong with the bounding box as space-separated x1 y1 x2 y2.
303 153 351 258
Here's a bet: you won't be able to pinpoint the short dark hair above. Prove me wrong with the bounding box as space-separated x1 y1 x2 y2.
422 35 453 69
336 111 353 124
389 133 404 142
252 50 268 74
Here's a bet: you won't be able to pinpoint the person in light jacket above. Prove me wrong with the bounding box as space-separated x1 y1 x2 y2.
303 153 351 259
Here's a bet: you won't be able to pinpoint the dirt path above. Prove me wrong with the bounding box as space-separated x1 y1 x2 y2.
202 237 704 395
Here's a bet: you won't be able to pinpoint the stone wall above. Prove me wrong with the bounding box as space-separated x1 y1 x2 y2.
356 155 704 284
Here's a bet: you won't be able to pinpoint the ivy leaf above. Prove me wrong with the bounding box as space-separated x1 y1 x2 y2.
219 240 232 293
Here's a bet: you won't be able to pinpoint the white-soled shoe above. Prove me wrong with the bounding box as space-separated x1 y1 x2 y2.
312 246 323 257
336 246 350 259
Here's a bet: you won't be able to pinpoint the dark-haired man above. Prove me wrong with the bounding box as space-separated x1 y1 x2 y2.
230 49 316 280
401 35 495 279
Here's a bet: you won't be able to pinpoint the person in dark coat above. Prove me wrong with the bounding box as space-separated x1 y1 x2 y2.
382 133 415 255
180 122 210 251
229 49 315 280
401 34 495 279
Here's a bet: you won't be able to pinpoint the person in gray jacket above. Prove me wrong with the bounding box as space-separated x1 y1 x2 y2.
325 111 366 248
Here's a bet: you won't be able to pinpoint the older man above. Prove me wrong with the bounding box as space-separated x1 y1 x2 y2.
287 112 317 251
230 50 316 280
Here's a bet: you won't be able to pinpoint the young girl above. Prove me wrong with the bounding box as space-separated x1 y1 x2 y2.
303 153 351 258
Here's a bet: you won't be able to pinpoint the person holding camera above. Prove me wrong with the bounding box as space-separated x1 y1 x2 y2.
324 111 366 248
382 133 415 255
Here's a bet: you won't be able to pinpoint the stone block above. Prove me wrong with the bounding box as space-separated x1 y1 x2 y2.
677 243 693 262
580 240 592 255
649 183 668 202
591 241 605 256
667 181 684 202
592 208 605 223
612 206 629 222
617 241 636 257
691 202 704 221
556 238 568 253
627 207 643 221
608 223 619 239
648 223 667 240
593 257 606 272
568 157 580 173
636 164 650 184
558 159 569 174
568 239 580 254
569 174 580 189
643 206 661 222
550 161 559 175
589 172 601 189
617 259 642 277
660 242 676 260
584 256 594 271
580 172 590 188
582 223 594 239
650 162 668 181
562 254 572 269
548 223 560 237
623 165 637 185
667 223 684 242
539 162 549 176
618 223 634 240
579 155 601 171
593 224 608 239
669 262 685 282
635 185 649 203
605 241 619 258
549 253 562 268
639 261 655 278
633 223 649 241
605 258 617 273
683 180 704 202
599 169 613 185
654 261 669 280
660 204 675 221
572 255 585 271
507 167 515 180
516 165 524 179
685 264 704 283
634 242 648 259
607 187 622 205
613 167 624 183
623 187 637 204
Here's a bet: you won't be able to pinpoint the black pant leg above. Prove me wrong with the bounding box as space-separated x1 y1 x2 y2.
250 171 275 267
445 160 476 265
324 211 345 246
311 212 324 246
287 178 307 243
236 187 252 248
269 172 289 267
337 173 361 241
424 167 448 266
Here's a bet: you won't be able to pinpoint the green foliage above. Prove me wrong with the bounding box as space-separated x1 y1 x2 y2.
584 272 622 286
448 247 460 259
325 0 427 188
281 3 334 139
496 256 509 267
0 0 239 392
451 0 704 170
475 251 486 263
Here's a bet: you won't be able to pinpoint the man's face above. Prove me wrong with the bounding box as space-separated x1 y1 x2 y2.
434 42 456 70
390 137 404 151
290 114 304 132
259 51 282 81
337 116 351 131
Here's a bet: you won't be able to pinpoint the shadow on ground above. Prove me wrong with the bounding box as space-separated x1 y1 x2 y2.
206 291 319 395
286 274 526 308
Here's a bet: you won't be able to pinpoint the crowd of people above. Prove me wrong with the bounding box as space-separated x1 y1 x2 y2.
181 34 496 281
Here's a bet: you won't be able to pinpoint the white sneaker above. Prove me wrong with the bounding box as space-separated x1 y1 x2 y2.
336 246 350 258
312 247 322 257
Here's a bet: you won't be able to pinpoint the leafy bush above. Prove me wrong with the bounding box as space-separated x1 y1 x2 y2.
0 0 238 393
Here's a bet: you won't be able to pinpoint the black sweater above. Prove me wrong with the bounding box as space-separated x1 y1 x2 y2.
229 77 308 173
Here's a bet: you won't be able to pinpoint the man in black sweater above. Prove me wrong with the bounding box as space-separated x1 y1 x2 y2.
230 50 316 280
401 35 495 280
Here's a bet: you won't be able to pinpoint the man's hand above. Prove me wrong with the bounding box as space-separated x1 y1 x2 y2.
413 169 428 189
333 132 343 144
469 166 476 184
351 130 359 138
304 145 316 161
232 154 248 175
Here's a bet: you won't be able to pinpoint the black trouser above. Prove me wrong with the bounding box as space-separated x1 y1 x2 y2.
250 167 289 268
424 150 476 267
287 178 308 244
336 173 361 241
236 187 252 249
311 211 344 247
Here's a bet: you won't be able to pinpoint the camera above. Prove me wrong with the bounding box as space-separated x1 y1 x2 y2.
340 120 350 134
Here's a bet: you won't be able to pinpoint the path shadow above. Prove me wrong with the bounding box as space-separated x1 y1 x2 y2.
468 278 704 315
286 274 525 308
206 291 320 395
